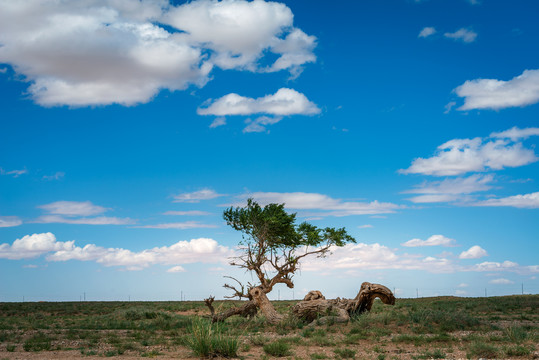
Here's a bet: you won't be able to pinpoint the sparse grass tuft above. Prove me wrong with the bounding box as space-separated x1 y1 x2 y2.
263 339 292 357
467 341 499 359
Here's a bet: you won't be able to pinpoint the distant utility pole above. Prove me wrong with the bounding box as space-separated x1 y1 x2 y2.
84 292 86 301
181 291 183 302
416 288 418 298
485 288 487 297
522 283 524 295
129 295 130 302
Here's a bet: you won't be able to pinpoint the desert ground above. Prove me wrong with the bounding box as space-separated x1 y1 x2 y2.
1 295 538 359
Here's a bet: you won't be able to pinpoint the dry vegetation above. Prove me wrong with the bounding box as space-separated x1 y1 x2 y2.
0 295 538 359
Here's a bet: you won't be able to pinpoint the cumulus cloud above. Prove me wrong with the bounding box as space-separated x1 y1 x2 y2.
173 189 224 203
0 233 74 260
489 278 514 285
134 221 217 229
198 88 320 116
404 174 494 203
400 131 537 176
470 260 518 272
0 216 22 228
418 27 436 38
444 28 477 43
0 0 316 107
455 69 539 111
47 237 233 271
301 243 455 274
471 192 539 208
401 235 457 247
459 245 488 259
233 191 402 217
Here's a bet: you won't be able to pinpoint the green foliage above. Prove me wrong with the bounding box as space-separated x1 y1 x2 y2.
184 317 239 358
263 339 292 357
413 349 445 359
223 198 355 250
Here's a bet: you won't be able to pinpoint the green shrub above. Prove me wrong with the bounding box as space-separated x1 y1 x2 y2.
184 317 239 358
334 347 356 359
23 333 52 351
263 340 291 357
505 345 532 357
467 341 499 359
504 325 528 343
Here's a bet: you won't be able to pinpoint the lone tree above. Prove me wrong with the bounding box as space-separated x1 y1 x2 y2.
205 199 395 324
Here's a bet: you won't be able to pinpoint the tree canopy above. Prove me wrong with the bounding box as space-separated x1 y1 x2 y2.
222 198 356 298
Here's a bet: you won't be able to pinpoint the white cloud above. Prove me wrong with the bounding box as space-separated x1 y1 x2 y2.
400 133 537 176
489 278 514 285
490 126 539 141
0 168 28 177
0 233 74 260
34 215 135 225
444 28 477 43
38 201 108 216
418 27 436 38
173 189 224 203
0 216 22 228
234 191 402 217
471 260 518 272
47 237 233 271
358 224 373 229
401 235 457 247
42 172 65 181
134 221 217 229
0 0 315 107
459 245 488 259
198 88 320 116
455 290 467 295
458 283 469 287
455 69 539 110
167 265 186 273
404 174 493 203
471 192 539 208
209 117 226 128
243 116 283 133
163 211 211 216
301 243 455 274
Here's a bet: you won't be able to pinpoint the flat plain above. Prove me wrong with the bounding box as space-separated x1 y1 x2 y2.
0 295 538 359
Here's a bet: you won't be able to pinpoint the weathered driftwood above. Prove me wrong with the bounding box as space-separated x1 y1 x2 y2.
205 281 395 325
291 282 395 325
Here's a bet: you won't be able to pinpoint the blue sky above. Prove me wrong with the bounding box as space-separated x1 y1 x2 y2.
1 0 538 301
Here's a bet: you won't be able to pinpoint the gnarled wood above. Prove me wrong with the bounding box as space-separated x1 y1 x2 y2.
292 282 395 324
204 296 257 323
249 287 284 324
303 290 325 301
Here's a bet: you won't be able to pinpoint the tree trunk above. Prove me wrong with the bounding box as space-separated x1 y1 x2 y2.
248 287 284 324
204 296 258 323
